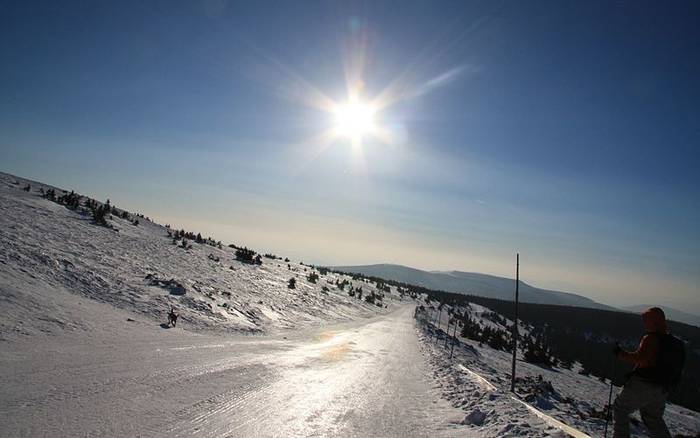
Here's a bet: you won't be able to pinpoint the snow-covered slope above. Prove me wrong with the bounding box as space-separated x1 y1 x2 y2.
333 263 612 309
0 172 400 339
416 303 700 437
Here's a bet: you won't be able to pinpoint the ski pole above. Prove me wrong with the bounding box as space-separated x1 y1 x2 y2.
604 347 617 438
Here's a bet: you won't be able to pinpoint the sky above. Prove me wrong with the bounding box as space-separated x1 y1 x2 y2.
1 1 698 313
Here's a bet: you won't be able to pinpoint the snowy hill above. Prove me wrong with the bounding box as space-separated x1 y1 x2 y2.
0 172 399 339
416 302 700 437
332 263 611 310
1 171 696 437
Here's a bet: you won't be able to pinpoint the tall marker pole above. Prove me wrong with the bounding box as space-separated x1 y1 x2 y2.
444 316 452 348
510 253 520 393
450 320 458 359
434 306 442 344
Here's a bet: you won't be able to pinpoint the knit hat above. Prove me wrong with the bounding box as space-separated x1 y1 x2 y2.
642 307 668 334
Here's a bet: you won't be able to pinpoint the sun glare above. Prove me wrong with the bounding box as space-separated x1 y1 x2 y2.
333 99 376 139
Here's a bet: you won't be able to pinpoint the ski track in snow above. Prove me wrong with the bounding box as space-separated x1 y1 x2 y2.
1 307 469 437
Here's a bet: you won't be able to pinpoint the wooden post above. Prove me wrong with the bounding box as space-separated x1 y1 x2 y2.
434 306 442 343
444 317 451 348
510 253 520 393
450 319 458 359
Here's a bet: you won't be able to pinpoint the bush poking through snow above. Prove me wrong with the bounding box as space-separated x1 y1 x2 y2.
91 203 111 226
58 191 80 209
288 278 296 289
460 314 511 352
523 337 556 367
235 247 262 265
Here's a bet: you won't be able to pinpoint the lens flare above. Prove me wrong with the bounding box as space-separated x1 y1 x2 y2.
333 100 376 139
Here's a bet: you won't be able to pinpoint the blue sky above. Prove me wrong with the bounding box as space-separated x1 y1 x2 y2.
1 1 698 312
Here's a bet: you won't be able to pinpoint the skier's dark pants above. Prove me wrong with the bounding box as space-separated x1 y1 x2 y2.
613 376 671 438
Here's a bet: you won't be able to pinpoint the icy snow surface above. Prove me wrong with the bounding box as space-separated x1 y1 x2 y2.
1 306 471 437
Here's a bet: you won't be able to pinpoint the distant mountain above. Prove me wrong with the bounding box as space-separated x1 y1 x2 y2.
332 264 613 310
623 305 700 328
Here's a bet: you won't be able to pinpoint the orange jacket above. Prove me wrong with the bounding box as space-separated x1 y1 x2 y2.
619 334 660 368
619 307 668 369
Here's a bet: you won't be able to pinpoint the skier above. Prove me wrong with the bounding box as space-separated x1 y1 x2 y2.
612 307 673 438
168 308 179 327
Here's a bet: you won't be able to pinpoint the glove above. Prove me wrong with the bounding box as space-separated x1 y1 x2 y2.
613 344 622 356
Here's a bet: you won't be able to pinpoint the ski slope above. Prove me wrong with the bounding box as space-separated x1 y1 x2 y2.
1 306 468 437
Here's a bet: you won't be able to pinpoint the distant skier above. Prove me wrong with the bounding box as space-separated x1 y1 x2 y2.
168 308 179 327
612 307 684 438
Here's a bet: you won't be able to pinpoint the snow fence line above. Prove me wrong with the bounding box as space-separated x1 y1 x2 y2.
456 363 592 438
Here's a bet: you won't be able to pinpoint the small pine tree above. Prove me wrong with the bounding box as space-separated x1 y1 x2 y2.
235 247 258 264
288 278 296 289
92 203 109 226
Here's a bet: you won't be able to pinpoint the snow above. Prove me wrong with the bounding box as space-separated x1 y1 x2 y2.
0 173 462 437
1 171 697 437
417 305 700 437
1 305 469 437
0 172 400 339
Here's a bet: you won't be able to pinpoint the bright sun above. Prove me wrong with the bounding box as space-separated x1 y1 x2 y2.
333 99 376 140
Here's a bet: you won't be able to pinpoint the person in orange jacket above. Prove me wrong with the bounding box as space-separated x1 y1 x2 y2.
612 307 671 438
